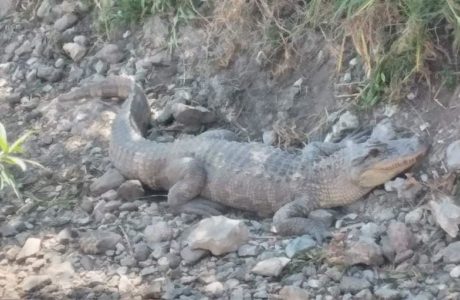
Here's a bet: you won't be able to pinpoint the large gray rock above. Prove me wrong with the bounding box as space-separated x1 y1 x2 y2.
188 216 249 255
96 44 124 64
437 241 460 263
0 0 14 18
117 180 145 201
54 13 78 31
79 230 122 254
36 64 63 82
90 169 125 195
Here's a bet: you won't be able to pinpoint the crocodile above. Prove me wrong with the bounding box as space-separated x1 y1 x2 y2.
59 76 428 237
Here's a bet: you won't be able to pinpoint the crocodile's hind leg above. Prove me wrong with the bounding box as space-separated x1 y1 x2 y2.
165 157 225 216
272 198 330 242
179 198 227 216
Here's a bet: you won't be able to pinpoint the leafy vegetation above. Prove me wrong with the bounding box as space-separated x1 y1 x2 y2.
308 0 460 105
0 122 40 199
89 0 459 105
92 0 198 43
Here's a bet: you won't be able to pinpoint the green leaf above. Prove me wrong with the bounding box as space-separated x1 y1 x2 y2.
4 156 27 171
21 158 44 168
0 122 8 153
9 131 33 154
380 72 386 83
0 169 20 199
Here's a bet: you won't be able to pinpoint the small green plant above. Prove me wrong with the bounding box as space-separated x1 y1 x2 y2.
0 122 41 199
93 0 154 39
93 0 198 44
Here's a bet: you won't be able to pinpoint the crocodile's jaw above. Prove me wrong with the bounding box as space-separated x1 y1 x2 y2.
355 137 428 188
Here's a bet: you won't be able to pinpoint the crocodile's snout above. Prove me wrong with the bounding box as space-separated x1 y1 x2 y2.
356 136 428 188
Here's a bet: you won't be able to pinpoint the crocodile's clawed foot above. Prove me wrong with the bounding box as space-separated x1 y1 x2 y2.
309 221 332 244
273 218 331 244
173 198 226 217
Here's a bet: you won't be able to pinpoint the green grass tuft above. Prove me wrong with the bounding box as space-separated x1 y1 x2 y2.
0 122 41 199
93 0 198 45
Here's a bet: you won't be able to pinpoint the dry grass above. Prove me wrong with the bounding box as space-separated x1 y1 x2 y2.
305 0 460 105
203 0 460 105
203 0 313 76
87 0 460 105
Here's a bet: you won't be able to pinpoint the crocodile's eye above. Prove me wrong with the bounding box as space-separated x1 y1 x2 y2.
366 148 382 159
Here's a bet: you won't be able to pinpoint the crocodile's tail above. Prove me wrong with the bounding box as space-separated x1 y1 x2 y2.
59 76 156 179
58 76 134 102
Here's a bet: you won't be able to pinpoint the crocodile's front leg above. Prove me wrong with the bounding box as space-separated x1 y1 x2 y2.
272 198 329 241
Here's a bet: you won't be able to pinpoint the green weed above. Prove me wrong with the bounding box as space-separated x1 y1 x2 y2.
93 0 198 46
93 0 155 39
0 122 41 199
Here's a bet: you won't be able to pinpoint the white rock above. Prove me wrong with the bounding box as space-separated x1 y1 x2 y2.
349 58 359 66
63 43 87 62
262 130 275 145
188 216 249 256
405 207 424 224
429 194 460 238
22 275 51 292
450 266 460 278
16 237 41 262
251 257 290 277
204 281 224 296
445 140 460 171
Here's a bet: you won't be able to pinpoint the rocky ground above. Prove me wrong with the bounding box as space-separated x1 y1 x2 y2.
1 1 460 299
